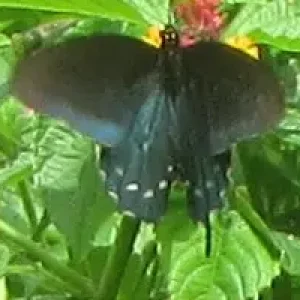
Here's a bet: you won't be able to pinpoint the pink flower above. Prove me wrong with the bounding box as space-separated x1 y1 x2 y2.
175 0 224 46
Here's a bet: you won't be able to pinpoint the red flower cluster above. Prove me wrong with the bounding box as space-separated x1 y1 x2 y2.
176 0 224 47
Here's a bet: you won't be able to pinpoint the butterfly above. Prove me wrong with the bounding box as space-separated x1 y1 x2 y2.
11 24 284 254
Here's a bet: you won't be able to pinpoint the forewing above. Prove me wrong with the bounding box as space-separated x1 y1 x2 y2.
12 35 158 146
182 41 284 155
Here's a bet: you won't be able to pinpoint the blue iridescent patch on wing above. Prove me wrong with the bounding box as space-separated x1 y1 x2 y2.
45 103 125 146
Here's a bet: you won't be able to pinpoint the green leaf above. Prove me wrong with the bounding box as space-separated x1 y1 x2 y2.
0 0 146 25
93 214 118 247
35 123 114 262
235 131 300 234
0 99 36 158
278 109 300 146
273 232 300 276
0 188 30 235
157 187 280 299
84 246 110 285
250 30 300 52
0 33 10 47
161 213 279 299
123 0 169 25
223 0 267 3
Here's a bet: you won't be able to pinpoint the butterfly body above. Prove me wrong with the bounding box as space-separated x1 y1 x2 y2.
12 26 284 225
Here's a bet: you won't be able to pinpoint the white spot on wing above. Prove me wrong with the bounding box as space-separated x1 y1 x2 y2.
143 189 154 198
194 188 203 197
219 189 226 199
126 183 139 191
115 167 124 176
158 180 168 190
123 210 136 218
108 190 119 201
167 165 174 172
143 143 149 151
185 180 190 187
206 180 214 189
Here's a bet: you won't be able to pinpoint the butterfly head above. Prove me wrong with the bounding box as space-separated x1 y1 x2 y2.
160 25 179 50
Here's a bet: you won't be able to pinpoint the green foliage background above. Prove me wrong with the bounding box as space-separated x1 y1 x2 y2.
0 0 300 299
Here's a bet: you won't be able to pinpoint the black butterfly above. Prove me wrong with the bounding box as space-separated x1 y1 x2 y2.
11 24 284 252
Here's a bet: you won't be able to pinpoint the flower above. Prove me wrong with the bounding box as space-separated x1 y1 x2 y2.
225 36 259 60
143 26 162 48
143 0 259 60
176 0 224 46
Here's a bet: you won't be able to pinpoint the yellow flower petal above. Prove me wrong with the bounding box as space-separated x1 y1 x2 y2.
142 26 162 48
225 36 259 60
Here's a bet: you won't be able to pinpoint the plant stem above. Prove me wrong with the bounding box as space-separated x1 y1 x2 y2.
32 209 51 241
0 219 94 297
18 180 37 231
96 215 140 300
131 240 157 297
134 256 159 300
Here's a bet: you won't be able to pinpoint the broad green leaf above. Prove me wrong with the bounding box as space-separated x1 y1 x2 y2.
159 212 279 299
34 123 114 262
0 0 146 25
250 30 300 52
223 2 266 38
157 188 280 299
0 8 55 35
124 0 169 25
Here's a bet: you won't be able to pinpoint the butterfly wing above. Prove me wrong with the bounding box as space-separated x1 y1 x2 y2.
11 34 176 222
100 85 176 222
12 35 159 146
178 42 284 254
182 41 284 155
